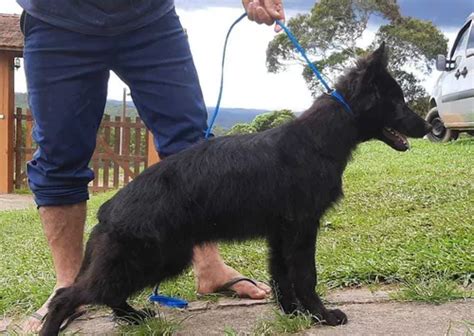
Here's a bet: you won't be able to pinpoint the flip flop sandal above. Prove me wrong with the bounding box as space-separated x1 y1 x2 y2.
29 309 86 332
213 277 267 299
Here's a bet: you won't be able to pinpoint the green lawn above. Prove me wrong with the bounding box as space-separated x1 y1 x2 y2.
0 138 473 317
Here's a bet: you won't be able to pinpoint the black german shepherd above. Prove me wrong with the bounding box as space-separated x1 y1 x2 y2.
40 43 431 335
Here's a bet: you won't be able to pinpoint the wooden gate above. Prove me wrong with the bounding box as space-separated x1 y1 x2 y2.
13 108 151 192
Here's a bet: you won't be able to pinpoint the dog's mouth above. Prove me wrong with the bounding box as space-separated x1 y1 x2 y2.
381 127 410 151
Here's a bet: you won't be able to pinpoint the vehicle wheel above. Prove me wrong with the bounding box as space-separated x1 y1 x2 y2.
425 107 459 142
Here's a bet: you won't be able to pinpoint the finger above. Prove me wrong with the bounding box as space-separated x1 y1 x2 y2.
242 0 251 12
263 0 285 20
256 6 274 25
247 2 256 21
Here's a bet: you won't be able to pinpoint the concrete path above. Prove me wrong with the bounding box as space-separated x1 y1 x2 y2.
0 193 34 211
3 289 472 335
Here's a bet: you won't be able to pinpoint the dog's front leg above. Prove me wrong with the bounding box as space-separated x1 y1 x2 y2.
285 227 347 326
268 233 299 313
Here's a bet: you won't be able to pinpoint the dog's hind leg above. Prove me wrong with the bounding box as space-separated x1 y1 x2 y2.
283 224 347 326
268 233 299 313
39 286 87 336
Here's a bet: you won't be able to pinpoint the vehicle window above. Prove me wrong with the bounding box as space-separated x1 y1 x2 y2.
450 21 471 59
467 23 474 49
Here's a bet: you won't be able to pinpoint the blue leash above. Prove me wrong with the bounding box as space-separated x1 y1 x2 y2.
205 13 353 139
274 19 353 115
205 13 248 139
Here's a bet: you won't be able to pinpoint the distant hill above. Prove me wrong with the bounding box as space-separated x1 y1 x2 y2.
15 93 268 130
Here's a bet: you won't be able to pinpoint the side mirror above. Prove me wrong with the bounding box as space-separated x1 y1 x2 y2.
436 55 447 71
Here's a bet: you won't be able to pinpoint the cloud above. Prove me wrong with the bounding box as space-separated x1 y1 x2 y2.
398 0 473 28
6 0 468 111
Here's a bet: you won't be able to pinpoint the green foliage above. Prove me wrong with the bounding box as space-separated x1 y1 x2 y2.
117 314 182 335
253 310 313 335
226 110 296 135
408 96 430 118
227 123 257 135
211 125 227 136
391 278 469 304
251 110 295 132
266 0 448 115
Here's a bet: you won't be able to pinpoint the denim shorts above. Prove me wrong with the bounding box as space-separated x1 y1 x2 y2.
22 9 208 206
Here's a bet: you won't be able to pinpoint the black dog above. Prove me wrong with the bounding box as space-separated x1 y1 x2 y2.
40 43 431 335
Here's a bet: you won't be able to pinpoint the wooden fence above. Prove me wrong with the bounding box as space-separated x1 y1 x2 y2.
13 108 153 192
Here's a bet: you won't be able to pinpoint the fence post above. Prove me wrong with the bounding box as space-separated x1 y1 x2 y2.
147 131 160 167
0 53 15 193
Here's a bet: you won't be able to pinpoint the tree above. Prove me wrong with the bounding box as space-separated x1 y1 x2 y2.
251 109 295 132
211 125 227 136
227 123 257 135
226 110 296 135
266 0 448 116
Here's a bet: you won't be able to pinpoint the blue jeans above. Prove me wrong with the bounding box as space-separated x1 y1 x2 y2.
23 9 208 206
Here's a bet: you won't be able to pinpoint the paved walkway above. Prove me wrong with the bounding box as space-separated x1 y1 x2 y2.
0 193 34 211
3 289 472 335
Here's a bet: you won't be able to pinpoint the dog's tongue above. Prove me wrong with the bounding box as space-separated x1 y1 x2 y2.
383 128 410 151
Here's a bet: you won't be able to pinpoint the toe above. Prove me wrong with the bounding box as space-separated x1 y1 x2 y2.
232 281 267 299
256 281 272 294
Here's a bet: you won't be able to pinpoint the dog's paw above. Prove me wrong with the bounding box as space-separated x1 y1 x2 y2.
323 309 347 326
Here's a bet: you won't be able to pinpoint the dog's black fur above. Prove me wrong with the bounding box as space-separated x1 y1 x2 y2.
40 43 431 336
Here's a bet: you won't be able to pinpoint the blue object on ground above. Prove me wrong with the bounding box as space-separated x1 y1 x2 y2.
149 293 188 309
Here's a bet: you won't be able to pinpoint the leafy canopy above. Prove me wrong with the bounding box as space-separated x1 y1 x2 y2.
227 109 296 135
266 0 448 115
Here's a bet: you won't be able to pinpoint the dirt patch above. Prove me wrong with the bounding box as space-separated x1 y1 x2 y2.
0 194 35 211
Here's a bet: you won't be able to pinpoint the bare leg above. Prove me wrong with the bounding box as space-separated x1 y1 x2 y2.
22 202 86 333
193 243 271 299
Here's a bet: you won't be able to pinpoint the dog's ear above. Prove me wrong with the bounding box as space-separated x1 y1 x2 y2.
359 42 388 86
368 42 388 69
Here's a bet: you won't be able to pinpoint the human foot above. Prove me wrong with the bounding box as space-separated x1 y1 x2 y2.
196 263 271 299
21 287 86 333
21 288 58 334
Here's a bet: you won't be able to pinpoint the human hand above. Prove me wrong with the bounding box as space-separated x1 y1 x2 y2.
242 0 286 32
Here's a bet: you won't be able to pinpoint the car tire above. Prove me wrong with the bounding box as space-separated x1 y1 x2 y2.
426 107 459 142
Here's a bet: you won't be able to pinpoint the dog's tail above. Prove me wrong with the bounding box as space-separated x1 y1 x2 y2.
75 224 101 280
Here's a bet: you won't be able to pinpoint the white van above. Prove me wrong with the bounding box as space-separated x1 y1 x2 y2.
427 12 474 142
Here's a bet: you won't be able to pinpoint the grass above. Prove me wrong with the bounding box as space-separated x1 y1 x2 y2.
445 320 474 336
0 138 473 318
391 277 468 304
253 310 313 335
117 313 182 335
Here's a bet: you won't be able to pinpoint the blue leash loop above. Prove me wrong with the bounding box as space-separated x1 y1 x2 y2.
206 13 353 138
205 13 248 139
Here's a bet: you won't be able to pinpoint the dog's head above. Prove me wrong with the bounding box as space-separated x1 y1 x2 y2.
345 42 432 151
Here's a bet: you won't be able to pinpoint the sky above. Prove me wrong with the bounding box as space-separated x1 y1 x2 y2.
1 0 473 111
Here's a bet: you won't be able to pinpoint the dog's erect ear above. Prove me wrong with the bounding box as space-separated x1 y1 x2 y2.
368 42 388 69
359 42 388 86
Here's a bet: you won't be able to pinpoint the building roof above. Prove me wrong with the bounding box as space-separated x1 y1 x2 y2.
0 14 23 53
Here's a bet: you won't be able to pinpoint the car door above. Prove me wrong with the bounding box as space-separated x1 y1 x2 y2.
439 20 474 128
